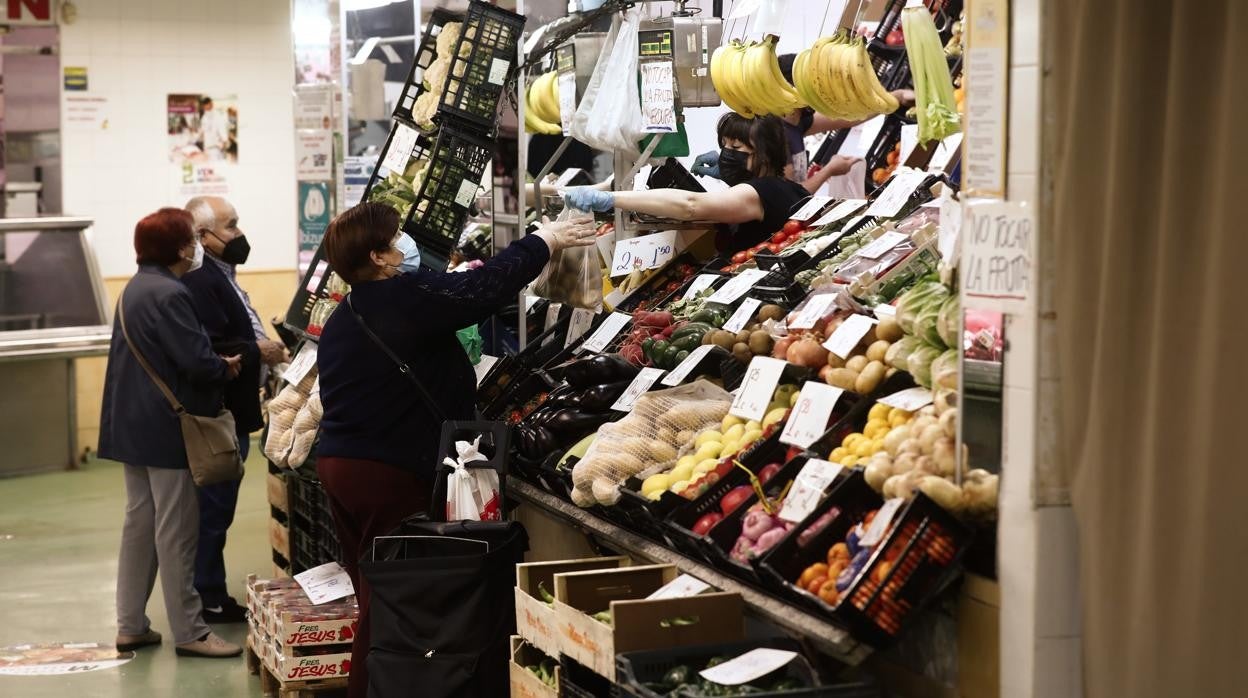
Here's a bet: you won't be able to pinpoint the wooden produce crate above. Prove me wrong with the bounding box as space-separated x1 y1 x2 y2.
514 556 629 657
508 636 559 698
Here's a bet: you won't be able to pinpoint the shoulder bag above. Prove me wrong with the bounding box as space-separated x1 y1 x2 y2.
118 286 244 485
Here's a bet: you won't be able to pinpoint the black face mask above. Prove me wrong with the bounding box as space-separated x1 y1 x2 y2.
211 231 251 265
718 148 752 185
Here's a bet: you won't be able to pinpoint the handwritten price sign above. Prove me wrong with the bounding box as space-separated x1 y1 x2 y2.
611 230 678 276
639 61 677 133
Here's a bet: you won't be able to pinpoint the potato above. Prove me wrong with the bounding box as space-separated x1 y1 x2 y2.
712 330 737 349
592 478 622 505
734 329 752 345
845 355 869 373
757 304 787 322
732 342 753 364
865 340 891 363
827 351 845 369
748 330 774 355
570 487 595 507
656 427 676 445
876 315 903 342
826 368 859 390
648 441 677 463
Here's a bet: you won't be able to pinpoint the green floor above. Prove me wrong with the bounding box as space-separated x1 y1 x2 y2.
0 444 272 697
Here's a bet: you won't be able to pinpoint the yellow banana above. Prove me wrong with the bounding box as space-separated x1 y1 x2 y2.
525 82 562 134
833 38 874 120
711 40 755 117
815 38 855 119
745 36 803 115
857 41 899 113
792 49 830 116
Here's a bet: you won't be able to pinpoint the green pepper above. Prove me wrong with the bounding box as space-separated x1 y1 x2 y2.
537 581 556 606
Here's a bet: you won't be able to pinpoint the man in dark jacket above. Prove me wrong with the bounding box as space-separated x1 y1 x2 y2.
182 196 289 623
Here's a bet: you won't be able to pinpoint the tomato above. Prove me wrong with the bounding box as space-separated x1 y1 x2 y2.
885 28 905 46
731 251 748 265
720 485 754 515
770 231 788 245
783 220 804 236
766 242 784 254
692 512 724 536
743 249 755 260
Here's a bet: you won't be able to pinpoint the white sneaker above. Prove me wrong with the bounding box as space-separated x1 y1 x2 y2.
175 632 243 658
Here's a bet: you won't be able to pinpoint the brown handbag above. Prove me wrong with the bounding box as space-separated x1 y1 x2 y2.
118 286 244 486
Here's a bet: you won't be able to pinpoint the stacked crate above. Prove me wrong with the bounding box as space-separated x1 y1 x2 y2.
245 575 358 691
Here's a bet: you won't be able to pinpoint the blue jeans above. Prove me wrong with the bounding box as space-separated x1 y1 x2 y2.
193 435 248 607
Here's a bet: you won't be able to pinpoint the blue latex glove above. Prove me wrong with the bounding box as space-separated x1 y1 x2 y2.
691 150 721 179
564 187 615 213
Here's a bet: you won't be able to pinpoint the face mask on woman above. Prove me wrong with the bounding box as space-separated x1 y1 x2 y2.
187 239 204 272
394 233 422 273
718 148 752 185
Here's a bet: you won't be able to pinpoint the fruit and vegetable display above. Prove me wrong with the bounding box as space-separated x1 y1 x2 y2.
524 70 563 135
411 20 464 129
718 220 811 273
525 659 559 690
902 1 961 143
888 279 959 389
639 656 811 696
368 156 429 222
511 354 638 463
873 141 902 187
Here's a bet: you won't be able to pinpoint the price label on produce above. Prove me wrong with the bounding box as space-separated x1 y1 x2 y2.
578 312 631 354
293 562 356 605
684 274 720 299
610 230 678 276
855 231 909 260
858 497 905 548
843 115 886 159
791 195 833 222
729 356 788 421
822 314 877 359
708 268 769 305
787 293 836 330
876 386 934 411
873 303 896 317
639 60 677 133
780 384 846 449
612 367 666 411
557 71 577 135
927 132 964 174
661 345 715 386
380 123 420 175
865 168 930 218
284 342 318 386
811 199 867 228
778 459 844 523
722 297 762 334
488 58 511 85
699 648 799 686
646 573 712 600
545 302 563 330
899 124 920 166
565 308 596 348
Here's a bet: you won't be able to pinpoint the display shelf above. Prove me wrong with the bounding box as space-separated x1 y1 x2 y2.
507 477 872 665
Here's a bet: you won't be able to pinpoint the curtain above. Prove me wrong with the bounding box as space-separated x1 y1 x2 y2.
1050 1 1248 695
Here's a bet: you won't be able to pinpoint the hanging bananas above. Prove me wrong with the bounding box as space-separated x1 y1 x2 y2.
711 36 803 118
792 34 899 122
524 71 562 135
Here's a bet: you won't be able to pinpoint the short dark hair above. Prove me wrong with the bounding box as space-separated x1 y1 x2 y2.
134 208 194 266
717 112 788 178
777 54 797 85
324 202 400 284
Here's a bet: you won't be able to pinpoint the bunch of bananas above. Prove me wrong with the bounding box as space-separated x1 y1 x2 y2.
710 36 804 118
791 34 899 121
524 71 562 135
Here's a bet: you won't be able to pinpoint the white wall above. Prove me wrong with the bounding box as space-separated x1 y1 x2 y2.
58 0 297 277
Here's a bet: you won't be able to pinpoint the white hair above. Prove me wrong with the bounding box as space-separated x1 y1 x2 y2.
185 196 219 233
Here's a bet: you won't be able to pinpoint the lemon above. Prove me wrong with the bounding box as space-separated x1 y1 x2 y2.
720 438 739 457
854 439 874 458
676 455 698 471
669 464 694 484
829 447 849 463
763 407 789 428
842 455 859 466
694 459 719 475
695 442 724 460
695 431 723 447
745 420 762 431
724 424 746 441
721 414 744 432
641 473 671 496
888 411 910 428
869 403 891 421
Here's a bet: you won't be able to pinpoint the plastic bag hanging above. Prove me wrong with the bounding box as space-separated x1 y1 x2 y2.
570 8 645 155
443 436 502 521
530 208 604 312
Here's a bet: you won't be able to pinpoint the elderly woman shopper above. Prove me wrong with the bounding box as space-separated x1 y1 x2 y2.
315 202 597 697
98 208 243 658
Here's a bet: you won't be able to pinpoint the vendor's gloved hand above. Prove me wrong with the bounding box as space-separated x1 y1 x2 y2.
533 216 598 252
691 150 721 179
563 187 615 213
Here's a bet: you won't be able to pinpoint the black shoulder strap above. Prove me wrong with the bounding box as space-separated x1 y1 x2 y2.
347 294 447 423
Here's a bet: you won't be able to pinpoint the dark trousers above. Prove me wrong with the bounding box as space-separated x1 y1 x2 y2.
317 456 432 698
193 434 249 607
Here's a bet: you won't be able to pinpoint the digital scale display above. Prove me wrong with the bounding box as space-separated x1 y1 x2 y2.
556 44 576 72
638 30 673 58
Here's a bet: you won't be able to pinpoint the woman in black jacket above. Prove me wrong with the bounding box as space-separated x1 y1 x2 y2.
99 208 243 658
315 201 596 698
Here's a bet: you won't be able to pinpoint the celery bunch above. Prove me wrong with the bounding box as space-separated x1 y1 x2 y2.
902 5 961 144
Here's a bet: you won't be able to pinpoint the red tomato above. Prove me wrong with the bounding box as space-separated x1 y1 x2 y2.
886 28 905 46
732 251 748 264
783 220 804 236
744 249 756 260
766 242 784 254
692 512 724 536
720 485 754 515
770 231 788 244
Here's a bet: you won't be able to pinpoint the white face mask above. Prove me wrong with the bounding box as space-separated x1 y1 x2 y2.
187 239 204 272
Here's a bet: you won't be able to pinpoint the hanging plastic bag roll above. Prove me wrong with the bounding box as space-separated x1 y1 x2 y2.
530 208 604 312
570 8 645 155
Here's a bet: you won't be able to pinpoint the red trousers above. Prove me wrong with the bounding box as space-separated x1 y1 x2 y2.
317 457 432 698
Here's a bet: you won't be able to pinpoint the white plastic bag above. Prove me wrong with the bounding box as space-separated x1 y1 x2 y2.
570 8 644 155
530 209 604 311
443 436 502 521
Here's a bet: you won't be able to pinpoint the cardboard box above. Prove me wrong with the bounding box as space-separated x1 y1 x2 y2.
553 564 745 680
515 556 629 657
266 648 353 683
267 609 359 652
509 636 558 698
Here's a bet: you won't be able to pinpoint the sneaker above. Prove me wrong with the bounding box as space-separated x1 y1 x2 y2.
202 597 248 624
175 632 243 658
116 629 162 652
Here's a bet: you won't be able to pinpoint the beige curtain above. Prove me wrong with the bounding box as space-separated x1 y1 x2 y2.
1050 1 1248 695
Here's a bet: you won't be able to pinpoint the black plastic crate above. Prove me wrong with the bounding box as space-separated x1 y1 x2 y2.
862 115 904 193
402 126 495 264
393 8 464 126
616 637 880 698
560 654 621 698
290 525 322 574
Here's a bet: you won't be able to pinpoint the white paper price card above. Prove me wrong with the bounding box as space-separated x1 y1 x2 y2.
899 124 920 166
780 384 846 449
294 561 356 605
611 230 678 276
812 199 867 228
545 302 563 330
791 195 832 222
700 648 799 686
661 344 715 386
873 303 896 318
612 367 666 411
488 58 511 85
565 308 596 348
381 123 420 175
639 60 677 133
722 297 763 334
858 497 905 548
865 168 929 218
646 573 712 600
822 314 877 359
557 71 577 135
729 356 788 421
778 459 844 523
684 274 720 299
787 293 836 330
843 115 886 159
855 231 909 260
579 312 631 354
708 268 769 305
284 342 318 385
876 386 934 412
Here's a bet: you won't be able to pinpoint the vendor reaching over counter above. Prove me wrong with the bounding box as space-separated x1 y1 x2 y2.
563 113 850 256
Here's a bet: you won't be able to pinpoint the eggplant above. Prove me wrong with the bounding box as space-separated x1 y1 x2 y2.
562 353 639 388
541 383 580 407
531 426 558 455
542 409 608 437
514 426 540 459
564 380 632 412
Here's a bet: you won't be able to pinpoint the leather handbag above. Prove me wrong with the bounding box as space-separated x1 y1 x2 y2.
118 287 244 486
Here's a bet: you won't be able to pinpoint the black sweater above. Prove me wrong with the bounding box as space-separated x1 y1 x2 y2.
316 234 550 478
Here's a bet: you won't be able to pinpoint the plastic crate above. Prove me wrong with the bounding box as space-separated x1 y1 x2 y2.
560 654 620 698
401 125 495 265
393 8 464 126
616 638 880 698
863 116 904 193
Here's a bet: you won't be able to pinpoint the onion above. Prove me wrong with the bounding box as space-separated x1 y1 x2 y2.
940 409 958 438
864 460 891 492
883 425 910 456
787 338 830 368
892 452 918 474
931 438 957 476
772 336 795 360
918 424 945 454
962 474 999 515
919 475 963 512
